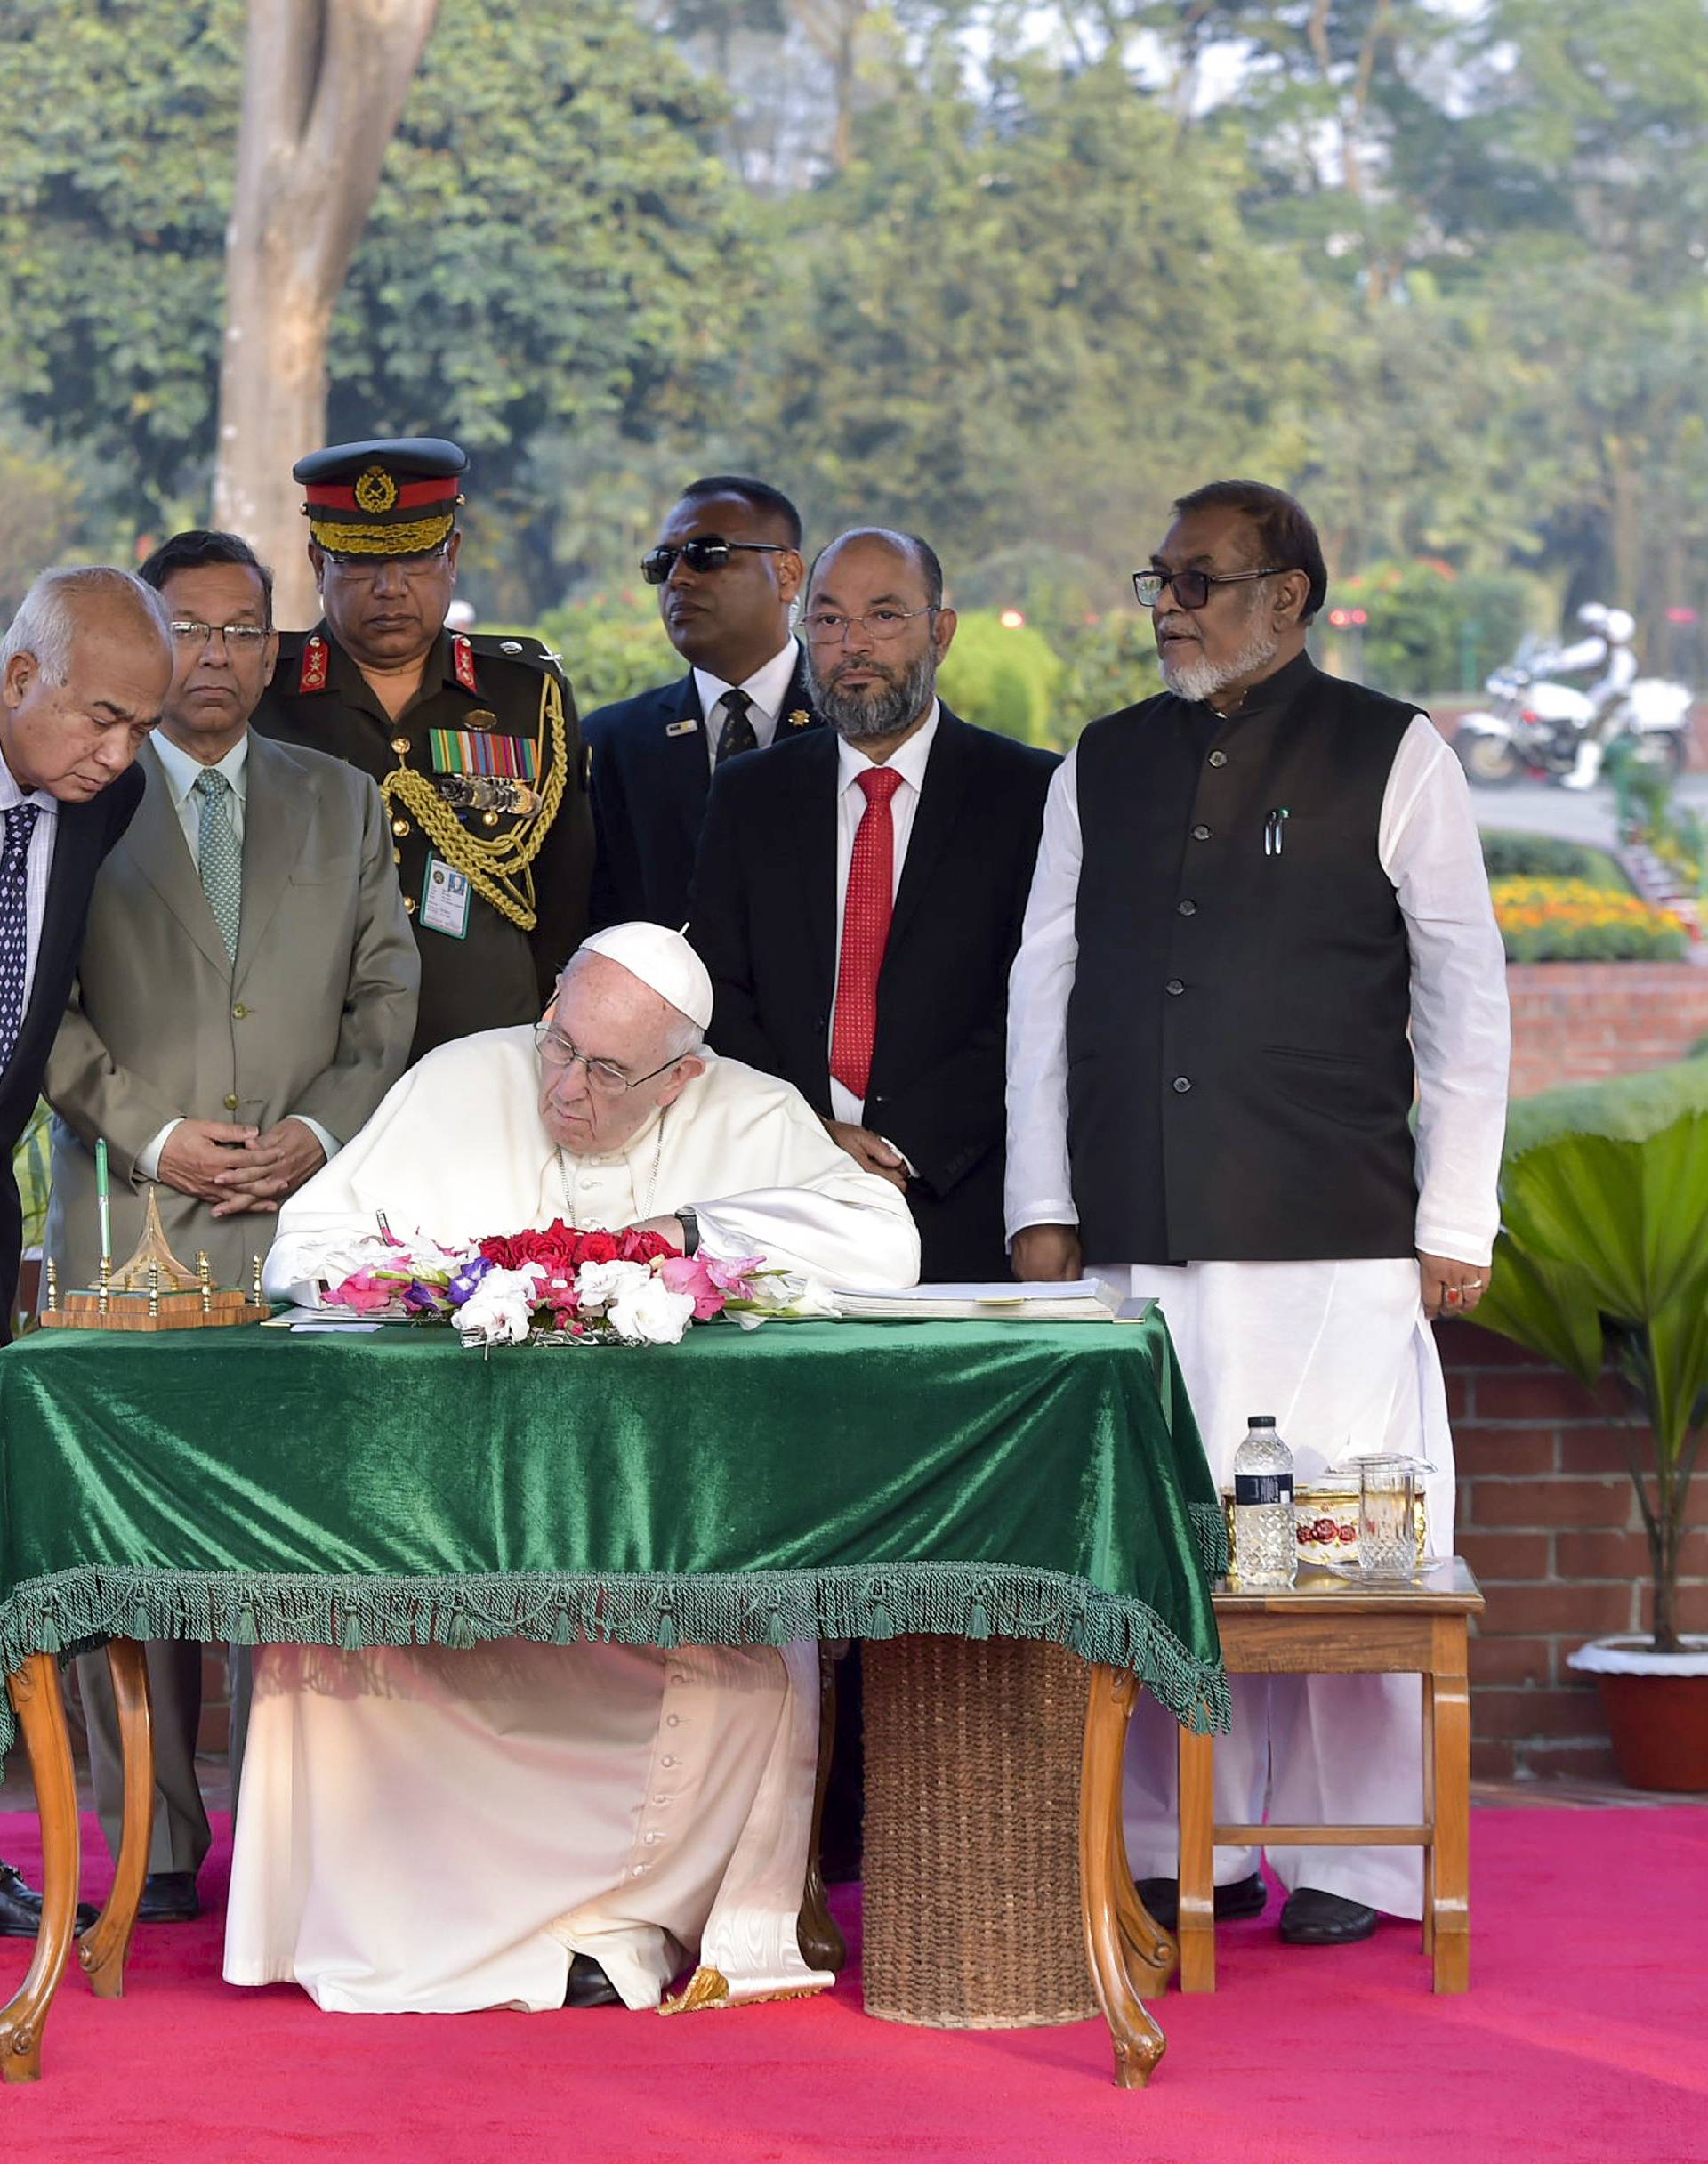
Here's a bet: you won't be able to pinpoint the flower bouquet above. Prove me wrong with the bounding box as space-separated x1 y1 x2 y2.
323 1221 829 1349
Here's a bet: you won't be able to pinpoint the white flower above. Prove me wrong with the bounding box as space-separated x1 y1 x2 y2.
455 1263 545 1347
607 1272 697 1345
574 1258 651 1312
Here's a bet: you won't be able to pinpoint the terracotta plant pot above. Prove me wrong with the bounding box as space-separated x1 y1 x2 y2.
1570 1638 1708 1792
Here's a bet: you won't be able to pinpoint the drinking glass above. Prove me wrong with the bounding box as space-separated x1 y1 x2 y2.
1358 1457 1418 1579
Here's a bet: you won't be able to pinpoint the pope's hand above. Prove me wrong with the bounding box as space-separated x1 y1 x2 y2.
1010 1223 1082 1283
157 1118 261 1205
209 1119 327 1218
823 1119 909 1191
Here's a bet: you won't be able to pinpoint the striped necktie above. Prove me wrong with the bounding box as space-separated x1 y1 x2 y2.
0 802 40 1070
194 769 242 962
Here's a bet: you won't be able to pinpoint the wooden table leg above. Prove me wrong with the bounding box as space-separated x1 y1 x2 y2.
1079 1665 1169 2089
0 1656 81 2083
78 1640 155 1999
1176 1718 1217 1993
795 1645 847 1976
1430 1620 1470 1994
1421 1671 1437 1961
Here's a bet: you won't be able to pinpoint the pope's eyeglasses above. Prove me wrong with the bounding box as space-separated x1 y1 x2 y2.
534 1022 682 1095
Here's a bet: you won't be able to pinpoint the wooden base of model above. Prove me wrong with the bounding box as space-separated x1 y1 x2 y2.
39 1184 267 1332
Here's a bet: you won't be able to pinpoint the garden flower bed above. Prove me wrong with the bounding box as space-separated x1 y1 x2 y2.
1490 876 1691 964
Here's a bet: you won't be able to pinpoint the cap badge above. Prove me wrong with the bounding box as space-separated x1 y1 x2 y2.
354 465 399 515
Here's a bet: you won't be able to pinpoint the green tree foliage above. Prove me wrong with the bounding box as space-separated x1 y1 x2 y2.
733 54 1320 594
0 0 753 521
936 610 1062 745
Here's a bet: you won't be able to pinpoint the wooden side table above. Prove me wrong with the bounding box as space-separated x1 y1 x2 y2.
1176 1558 1484 1996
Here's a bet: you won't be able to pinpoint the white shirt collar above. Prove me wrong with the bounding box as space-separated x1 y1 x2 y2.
692 639 802 726
835 699 940 795
150 728 251 809
0 748 60 820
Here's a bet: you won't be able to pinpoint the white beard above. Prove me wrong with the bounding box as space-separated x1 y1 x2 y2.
1160 617 1281 707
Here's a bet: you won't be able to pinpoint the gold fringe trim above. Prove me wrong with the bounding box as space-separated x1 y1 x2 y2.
657 1966 830 2017
380 672 568 931
309 511 456 556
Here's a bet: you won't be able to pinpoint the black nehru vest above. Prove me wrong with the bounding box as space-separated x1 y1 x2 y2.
1066 650 1419 1264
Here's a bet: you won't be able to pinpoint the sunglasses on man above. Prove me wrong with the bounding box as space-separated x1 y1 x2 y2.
1132 566 1293 611
640 537 789 584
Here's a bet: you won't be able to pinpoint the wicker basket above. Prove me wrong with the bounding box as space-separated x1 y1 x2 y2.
862 1634 1098 2028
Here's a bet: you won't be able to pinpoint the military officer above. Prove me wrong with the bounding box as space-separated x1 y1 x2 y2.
254 438 593 1061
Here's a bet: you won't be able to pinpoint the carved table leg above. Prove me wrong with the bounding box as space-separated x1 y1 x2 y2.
0 1655 81 2083
796 1645 848 1975
79 1639 155 1998
1079 1665 1169 2089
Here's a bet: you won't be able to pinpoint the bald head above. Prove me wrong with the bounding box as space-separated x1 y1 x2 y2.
802 528 956 752
0 567 172 802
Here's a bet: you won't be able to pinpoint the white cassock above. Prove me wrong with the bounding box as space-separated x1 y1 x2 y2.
225 1030 919 2014
1005 715 1509 1916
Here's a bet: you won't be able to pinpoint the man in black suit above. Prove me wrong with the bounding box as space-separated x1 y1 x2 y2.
689 528 1057 1282
0 564 173 1937
584 475 823 932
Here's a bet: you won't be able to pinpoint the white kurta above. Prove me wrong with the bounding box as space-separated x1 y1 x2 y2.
227 1037 919 2014
1004 712 1510 1916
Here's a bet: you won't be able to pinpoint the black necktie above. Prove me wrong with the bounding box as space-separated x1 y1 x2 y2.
715 688 758 764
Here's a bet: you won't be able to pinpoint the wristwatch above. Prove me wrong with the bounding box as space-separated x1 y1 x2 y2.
676 1205 700 1256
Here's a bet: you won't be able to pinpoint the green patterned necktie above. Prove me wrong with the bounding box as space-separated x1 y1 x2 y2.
194 768 242 962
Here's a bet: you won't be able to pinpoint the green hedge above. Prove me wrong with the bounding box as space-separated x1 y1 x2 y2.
1480 829 1632 891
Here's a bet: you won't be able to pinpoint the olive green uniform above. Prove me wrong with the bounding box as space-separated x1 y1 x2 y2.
255 624 593 1062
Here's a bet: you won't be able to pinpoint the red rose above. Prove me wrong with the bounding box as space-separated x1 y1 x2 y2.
577 1230 620 1264
619 1226 681 1264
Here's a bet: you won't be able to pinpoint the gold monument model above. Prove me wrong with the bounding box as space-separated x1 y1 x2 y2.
40 1149 269 1332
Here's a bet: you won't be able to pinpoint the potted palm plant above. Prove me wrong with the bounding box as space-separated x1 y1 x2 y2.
1470 1056 1708 1790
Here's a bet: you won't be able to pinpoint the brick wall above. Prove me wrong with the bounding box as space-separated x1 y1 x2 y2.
1441 1318 1708 1780
1506 963 1708 1098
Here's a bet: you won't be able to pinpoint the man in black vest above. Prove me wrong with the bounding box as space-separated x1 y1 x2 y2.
583 477 822 932
0 564 172 1936
1006 481 1509 1948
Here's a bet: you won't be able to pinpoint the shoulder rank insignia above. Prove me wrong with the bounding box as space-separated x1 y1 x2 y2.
787 708 811 729
665 716 700 738
452 633 479 693
298 634 329 694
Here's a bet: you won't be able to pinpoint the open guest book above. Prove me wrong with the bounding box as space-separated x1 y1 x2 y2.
827 1279 1154 1323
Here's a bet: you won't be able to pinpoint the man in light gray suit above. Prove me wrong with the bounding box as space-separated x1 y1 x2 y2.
44 529 419 1920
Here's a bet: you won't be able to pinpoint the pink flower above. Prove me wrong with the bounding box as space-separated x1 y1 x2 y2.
329 1269 397 1314
705 1254 766 1302
657 1253 727 1320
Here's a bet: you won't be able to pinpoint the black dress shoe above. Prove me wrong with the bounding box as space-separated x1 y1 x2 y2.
0 1861 97 1938
1278 1886 1379 1945
561 1952 622 2008
1134 1870 1268 1934
138 1871 200 1924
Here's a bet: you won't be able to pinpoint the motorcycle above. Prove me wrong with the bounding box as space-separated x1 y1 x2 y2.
1454 642 1694 787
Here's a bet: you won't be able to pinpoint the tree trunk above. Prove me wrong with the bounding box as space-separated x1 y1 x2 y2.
213 0 441 629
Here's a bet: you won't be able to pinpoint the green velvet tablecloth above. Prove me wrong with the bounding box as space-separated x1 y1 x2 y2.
0 1315 1228 1769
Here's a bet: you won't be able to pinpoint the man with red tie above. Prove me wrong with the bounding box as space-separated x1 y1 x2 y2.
688 528 1057 1283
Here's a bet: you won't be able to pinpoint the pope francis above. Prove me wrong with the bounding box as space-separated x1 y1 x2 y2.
224 924 919 2015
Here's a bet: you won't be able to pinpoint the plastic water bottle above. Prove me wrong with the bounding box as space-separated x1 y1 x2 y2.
1232 1416 1296 1587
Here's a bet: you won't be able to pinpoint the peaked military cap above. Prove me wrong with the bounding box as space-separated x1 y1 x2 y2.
296 437 468 558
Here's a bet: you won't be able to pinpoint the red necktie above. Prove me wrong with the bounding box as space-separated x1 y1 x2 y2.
831 765 903 1101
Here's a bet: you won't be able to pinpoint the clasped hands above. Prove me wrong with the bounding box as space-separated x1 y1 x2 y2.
157 1117 326 1218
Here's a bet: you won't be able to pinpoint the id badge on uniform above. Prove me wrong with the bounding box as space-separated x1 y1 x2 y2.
421 853 471 939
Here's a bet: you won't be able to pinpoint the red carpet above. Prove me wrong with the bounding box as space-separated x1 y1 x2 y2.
3 1809 1705 2163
